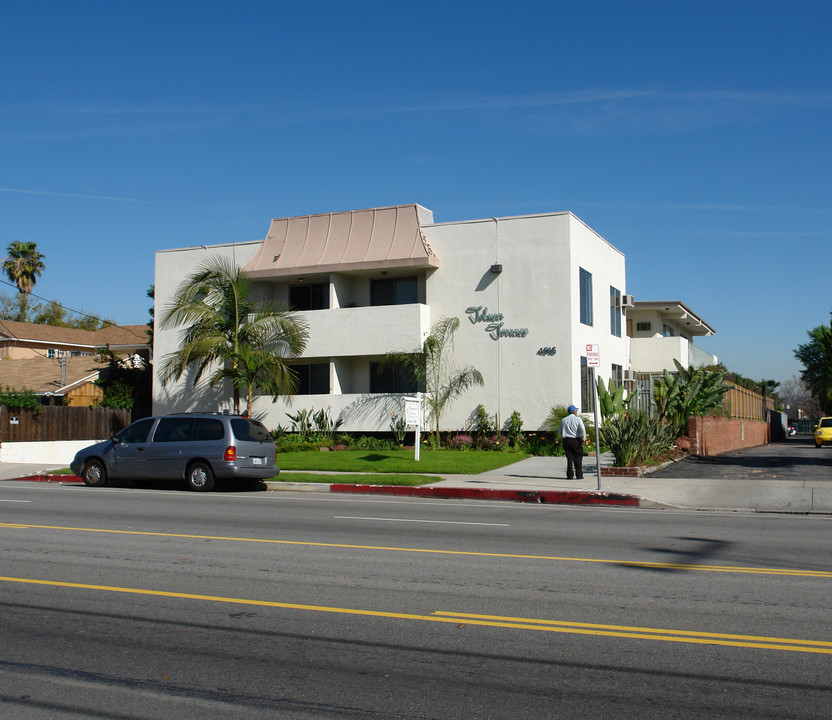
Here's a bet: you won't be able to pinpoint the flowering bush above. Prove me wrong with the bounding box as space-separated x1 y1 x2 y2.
447 434 474 450
481 435 508 451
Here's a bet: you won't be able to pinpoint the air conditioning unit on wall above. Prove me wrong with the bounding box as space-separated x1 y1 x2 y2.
624 370 637 381
620 294 635 308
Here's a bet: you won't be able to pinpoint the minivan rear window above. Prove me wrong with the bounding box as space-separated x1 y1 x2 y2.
231 419 271 443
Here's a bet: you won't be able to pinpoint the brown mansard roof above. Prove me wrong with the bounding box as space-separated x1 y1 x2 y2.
243 204 440 279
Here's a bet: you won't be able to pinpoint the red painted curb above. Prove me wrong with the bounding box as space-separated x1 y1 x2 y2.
11 474 84 484
330 484 640 506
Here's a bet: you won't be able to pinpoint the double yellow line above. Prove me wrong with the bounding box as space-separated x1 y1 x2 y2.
1 575 830 654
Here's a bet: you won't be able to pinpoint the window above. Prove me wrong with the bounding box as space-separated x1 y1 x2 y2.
369 362 416 393
117 418 156 445
636 322 651 332
291 363 329 395
610 286 621 337
370 276 417 306
231 418 271 443
663 324 675 338
153 417 196 443
580 356 597 413
193 418 225 442
611 363 623 386
289 283 329 310
579 268 593 326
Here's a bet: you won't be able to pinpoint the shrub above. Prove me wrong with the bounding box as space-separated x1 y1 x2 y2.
390 413 407 446
286 409 314 439
447 434 474 450
353 435 396 451
312 406 343 442
481 435 508 451
504 411 523 448
0 387 41 412
469 404 499 448
518 432 560 456
599 411 676 467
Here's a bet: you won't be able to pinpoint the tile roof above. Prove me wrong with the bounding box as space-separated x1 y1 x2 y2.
0 357 100 394
0 319 148 349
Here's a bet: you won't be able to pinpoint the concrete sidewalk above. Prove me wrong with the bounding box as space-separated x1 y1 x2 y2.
3 456 831 513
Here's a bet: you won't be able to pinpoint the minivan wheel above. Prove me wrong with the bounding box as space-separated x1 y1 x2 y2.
83 459 108 487
186 461 215 492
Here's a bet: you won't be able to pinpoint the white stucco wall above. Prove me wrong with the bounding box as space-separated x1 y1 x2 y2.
152 211 629 433
153 241 263 416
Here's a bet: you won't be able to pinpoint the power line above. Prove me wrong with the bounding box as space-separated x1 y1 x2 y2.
0 278 149 342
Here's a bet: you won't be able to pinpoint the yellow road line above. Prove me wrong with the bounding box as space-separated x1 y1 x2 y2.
1 522 830 578
1 575 829 655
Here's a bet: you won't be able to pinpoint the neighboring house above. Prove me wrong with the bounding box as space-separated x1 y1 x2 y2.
0 320 150 361
154 204 630 431
0 356 103 406
627 301 718 375
0 320 150 407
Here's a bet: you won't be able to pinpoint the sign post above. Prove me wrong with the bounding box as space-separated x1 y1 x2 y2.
586 344 603 491
404 392 422 461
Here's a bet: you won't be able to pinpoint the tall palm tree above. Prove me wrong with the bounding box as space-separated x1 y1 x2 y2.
159 256 308 416
2 241 45 321
381 316 484 445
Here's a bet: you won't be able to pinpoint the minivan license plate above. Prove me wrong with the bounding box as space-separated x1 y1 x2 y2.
252 457 264 465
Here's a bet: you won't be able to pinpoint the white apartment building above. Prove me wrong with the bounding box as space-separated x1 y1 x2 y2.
627 301 718 374
153 204 630 432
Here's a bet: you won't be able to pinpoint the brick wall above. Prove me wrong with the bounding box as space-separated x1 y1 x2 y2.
688 416 769 456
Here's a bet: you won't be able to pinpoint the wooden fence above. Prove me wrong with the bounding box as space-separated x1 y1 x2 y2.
722 382 775 421
0 406 132 442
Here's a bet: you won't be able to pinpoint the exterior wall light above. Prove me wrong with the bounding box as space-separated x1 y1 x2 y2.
490 264 503 274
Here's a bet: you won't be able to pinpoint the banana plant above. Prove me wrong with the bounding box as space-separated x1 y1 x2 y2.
596 377 628 419
654 360 732 435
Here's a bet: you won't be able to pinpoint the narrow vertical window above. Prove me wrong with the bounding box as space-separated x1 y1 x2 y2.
580 268 593 326
610 286 621 337
580 356 590 412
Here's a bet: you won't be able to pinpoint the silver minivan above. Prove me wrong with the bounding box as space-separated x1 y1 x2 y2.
70 413 278 491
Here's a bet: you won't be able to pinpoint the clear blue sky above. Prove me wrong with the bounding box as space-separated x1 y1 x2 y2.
1 1 830 383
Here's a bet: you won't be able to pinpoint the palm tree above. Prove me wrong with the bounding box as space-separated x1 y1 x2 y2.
2 241 45 321
159 256 308 416
381 316 484 445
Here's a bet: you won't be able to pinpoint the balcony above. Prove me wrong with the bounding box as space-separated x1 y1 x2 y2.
630 336 718 373
296 304 430 359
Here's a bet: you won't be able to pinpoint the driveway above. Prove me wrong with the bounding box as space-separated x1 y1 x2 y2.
650 436 831 482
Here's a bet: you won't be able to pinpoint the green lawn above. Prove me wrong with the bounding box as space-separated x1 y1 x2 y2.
272 473 437 485
274 449 528 474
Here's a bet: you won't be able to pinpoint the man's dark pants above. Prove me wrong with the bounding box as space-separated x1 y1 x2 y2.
563 437 584 479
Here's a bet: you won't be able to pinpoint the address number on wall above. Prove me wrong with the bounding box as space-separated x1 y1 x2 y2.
537 347 557 356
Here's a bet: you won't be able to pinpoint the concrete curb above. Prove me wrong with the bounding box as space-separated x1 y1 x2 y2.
328 483 641 506
2 476 641 506
12 474 83 484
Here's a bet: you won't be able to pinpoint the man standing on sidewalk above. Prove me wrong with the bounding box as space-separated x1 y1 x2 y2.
558 405 588 480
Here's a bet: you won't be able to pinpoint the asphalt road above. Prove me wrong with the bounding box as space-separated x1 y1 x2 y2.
2 482 831 718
